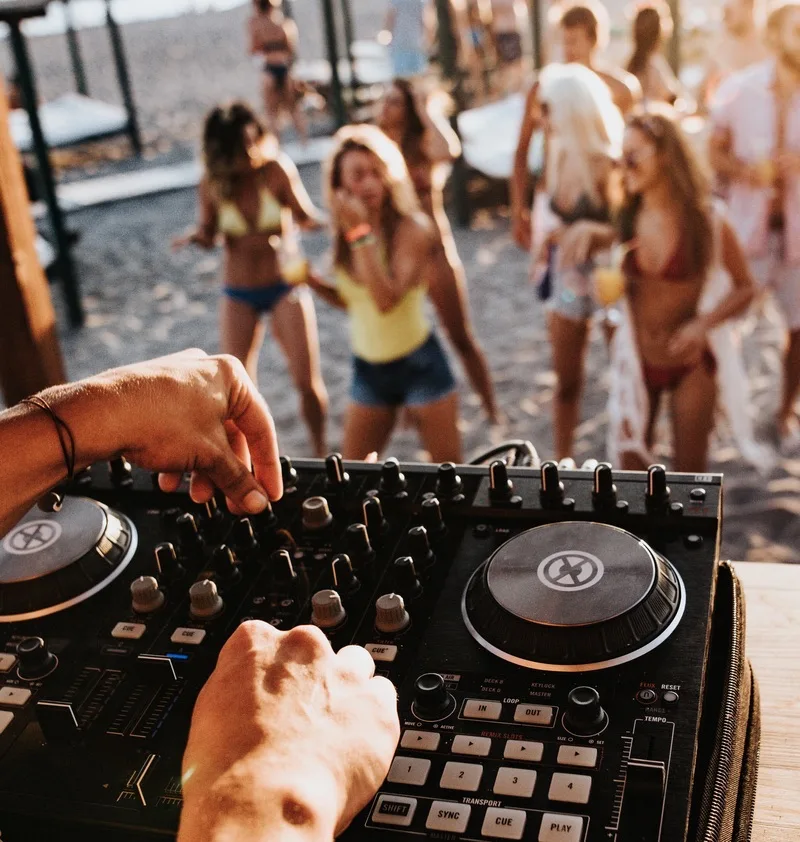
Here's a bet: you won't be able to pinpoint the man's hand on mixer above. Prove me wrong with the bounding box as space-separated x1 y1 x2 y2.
178 621 400 842
0 349 282 537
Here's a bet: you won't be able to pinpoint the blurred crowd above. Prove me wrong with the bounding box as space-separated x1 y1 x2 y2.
172 0 800 475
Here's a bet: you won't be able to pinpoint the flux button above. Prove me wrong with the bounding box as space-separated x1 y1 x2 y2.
539 814 584 842
463 699 502 720
482 807 527 840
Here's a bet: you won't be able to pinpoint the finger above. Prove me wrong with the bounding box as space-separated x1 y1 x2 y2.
370 674 401 711
224 423 254 515
336 645 377 679
229 391 283 502
158 472 183 493
189 471 216 504
216 619 281 669
203 442 271 515
365 452 378 463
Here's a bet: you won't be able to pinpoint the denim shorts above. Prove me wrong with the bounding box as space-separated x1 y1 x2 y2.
351 333 456 408
546 263 598 322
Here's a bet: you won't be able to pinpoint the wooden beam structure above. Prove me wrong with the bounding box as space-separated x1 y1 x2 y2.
0 75 66 405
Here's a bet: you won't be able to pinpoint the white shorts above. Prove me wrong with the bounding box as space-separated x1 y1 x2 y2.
749 232 800 331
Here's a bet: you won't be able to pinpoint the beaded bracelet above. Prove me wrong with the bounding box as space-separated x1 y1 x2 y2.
350 232 377 250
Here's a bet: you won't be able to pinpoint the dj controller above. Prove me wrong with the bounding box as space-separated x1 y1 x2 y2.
0 455 725 842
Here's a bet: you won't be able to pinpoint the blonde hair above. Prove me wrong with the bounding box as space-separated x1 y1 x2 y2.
324 124 420 268
538 63 624 205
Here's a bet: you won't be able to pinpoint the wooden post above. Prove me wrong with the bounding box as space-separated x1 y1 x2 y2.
0 75 66 405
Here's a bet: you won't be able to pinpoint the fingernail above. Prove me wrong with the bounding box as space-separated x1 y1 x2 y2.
243 490 269 513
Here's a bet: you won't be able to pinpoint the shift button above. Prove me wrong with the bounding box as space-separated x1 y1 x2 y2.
371 794 417 827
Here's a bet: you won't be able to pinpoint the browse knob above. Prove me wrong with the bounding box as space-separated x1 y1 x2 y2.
311 589 347 629
380 458 407 494
325 453 350 489
302 496 333 531
280 455 298 490
564 686 608 736
331 554 360 595
189 579 224 619
592 463 617 509
539 461 564 508
646 465 671 512
363 496 388 542
17 637 58 680
413 673 455 720
393 556 422 600
421 497 446 535
154 542 185 581
435 462 462 498
130 576 165 614
345 523 375 570
109 456 133 488
375 593 411 634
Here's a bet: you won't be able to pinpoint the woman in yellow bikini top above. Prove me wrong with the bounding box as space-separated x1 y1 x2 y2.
307 125 462 463
172 101 329 457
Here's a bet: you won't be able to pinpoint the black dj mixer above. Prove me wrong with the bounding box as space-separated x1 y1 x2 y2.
0 456 727 842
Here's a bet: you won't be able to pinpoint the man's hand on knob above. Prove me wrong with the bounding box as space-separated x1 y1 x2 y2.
178 622 400 842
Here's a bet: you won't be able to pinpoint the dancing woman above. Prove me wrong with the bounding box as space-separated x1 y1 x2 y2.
377 79 499 423
174 102 328 456
307 125 462 462
248 0 307 142
561 108 757 471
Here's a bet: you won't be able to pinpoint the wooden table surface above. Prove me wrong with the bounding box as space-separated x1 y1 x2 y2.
733 562 800 841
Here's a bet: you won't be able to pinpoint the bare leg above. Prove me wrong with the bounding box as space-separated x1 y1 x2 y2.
409 393 463 463
219 294 266 384
287 77 309 145
271 288 329 457
427 240 499 423
670 362 717 473
778 328 800 436
548 311 591 461
342 403 398 460
261 73 282 136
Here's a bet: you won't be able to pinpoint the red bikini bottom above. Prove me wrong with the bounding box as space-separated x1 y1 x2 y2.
642 350 717 392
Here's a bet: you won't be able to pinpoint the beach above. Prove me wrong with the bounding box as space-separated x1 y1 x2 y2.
4 3 799 563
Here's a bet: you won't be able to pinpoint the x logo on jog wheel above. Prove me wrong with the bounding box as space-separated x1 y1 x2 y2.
3 521 62 556
537 550 604 592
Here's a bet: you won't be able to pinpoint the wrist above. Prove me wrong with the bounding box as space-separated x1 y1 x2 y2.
344 223 372 244
180 760 341 842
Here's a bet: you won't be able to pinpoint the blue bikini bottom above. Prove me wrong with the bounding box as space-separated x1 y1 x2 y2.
223 282 292 314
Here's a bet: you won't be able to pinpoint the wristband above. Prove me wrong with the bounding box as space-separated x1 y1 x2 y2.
345 223 372 244
350 233 377 250
20 395 76 483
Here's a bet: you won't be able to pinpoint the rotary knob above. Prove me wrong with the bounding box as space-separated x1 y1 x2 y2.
177 512 205 554
393 556 422 600
212 544 242 586
592 463 617 510
189 579 224 619
302 496 333 531
564 686 608 736
421 497 446 535
539 461 565 509
280 455 299 491
109 456 133 488
489 460 522 506
380 458 407 496
270 549 300 589
408 526 435 570
232 518 258 555
435 463 462 498
325 453 350 489
154 542 185 581
362 497 388 542
17 637 58 680
130 576 165 614
375 593 411 634
345 523 375 571
331 554 360 596
311 589 347 630
646 465 671 512
413 673 455 720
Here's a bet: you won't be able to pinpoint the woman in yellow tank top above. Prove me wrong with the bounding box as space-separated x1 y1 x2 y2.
307 125 462 462
173 102 328 456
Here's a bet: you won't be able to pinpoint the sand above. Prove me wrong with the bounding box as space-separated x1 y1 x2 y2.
5 4 800 562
